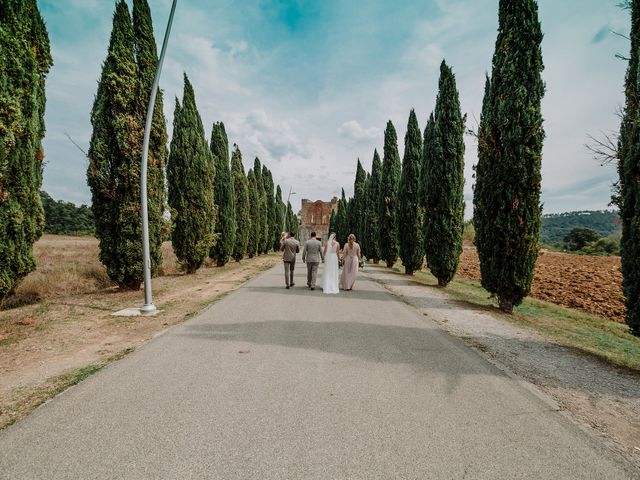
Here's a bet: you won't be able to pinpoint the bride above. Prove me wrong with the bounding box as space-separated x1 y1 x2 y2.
321 233 340 294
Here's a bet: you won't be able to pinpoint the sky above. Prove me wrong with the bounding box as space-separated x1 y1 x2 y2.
38 0 629 217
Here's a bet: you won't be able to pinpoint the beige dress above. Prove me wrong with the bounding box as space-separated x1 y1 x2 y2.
341 242 360 290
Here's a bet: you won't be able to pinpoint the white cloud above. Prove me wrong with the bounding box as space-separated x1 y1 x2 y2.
338 120 380 146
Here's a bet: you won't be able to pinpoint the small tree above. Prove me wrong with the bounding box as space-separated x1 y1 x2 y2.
263 166 278 251
167 75 216 273
231 146 250 261
209 121 235 266
398 109 423 275
379 121 401 268
423 61 466 287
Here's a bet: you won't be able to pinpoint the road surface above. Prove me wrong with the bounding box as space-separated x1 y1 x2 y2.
0 261 635 479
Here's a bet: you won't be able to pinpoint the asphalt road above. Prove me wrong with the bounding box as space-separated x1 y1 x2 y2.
0 260 635 479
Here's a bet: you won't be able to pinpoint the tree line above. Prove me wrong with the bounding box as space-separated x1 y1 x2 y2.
334 0 544 316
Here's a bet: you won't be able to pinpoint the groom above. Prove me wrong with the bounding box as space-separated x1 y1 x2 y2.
302 231 324 290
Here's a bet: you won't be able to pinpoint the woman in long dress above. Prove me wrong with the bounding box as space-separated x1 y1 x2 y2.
341 234 361 291
321 233 340 294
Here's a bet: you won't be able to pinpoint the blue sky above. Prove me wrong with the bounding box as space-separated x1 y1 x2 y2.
39 0 628 217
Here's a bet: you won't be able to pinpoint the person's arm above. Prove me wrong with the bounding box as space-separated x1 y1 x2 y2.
296 241 300 253
357 243 362 260
320 242 325 262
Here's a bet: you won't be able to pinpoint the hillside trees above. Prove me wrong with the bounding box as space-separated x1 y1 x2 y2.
473 0 545 313
398 110 423 275
379 121 401 268
167 75 216 273
231 146 250 261
423 61 466 287
209 121 235 266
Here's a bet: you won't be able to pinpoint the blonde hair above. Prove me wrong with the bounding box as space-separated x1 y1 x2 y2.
348 234 356 241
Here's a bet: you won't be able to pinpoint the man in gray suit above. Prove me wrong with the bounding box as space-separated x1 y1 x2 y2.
302 231 324 290
281 232 300 289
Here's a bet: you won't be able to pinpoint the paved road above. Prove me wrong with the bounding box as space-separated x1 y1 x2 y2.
0 261 635 479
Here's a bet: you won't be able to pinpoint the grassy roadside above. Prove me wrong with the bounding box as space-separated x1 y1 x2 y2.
1 236 280 431
0 348 132 430
392 266 640 372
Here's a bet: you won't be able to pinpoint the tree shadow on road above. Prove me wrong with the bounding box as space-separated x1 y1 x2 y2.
180 319 509 396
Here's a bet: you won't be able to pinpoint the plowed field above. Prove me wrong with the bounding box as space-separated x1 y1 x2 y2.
457 248 625 323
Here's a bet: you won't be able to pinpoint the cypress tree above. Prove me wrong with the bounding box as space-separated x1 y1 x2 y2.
336 188 348 244
209 121 235 266
420 112 436 246
231 145 250 261
379 121 401 268
0 0 52 299
263 166 278 251
285 201 298 236
353 159 367 242
398 109 423 275
367 149 383 263
473 0 545 313
423 61 466 287
87 1 144 289
167 74 216 273
253 158 268 254
361 172 371 258
620 0 640 335
274 184 285 248
329 210 336 237
133 0 165 277
246 169 259 258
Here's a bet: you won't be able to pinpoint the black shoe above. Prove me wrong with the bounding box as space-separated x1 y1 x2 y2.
311 287 315 291
286 285 290 289
291 283 295 287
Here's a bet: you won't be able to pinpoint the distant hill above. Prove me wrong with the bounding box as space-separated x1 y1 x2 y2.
541 210 620 245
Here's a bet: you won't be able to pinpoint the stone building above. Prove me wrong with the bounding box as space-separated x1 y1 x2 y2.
298 197 338 244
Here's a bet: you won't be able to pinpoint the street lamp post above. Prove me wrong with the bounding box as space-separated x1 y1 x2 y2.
140 0 177 313
284 187 296 232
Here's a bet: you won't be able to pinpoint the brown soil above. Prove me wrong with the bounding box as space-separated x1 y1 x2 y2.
457 247 625 323
0 235 280 428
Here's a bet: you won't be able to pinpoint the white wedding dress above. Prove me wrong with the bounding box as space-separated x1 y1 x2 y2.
321 237 340 294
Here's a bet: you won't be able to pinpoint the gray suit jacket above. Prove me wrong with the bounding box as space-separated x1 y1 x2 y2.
302 238 324 263
281 237 300 263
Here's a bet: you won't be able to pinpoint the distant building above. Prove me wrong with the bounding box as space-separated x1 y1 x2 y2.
299 197 338 244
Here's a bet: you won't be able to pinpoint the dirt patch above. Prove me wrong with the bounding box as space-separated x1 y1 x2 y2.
364 265 640 470
0 235 280 429
457 247 625 322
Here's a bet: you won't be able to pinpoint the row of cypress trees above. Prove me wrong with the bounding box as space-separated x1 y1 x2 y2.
336 0 545 314
0 0 53 300
88 0 286 289
335 60 466 284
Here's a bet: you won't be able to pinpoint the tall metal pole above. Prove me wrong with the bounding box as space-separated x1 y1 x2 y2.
140 0 177 313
